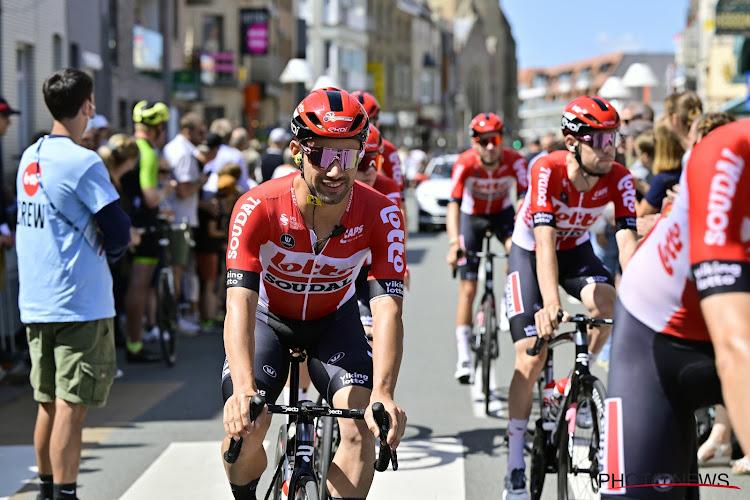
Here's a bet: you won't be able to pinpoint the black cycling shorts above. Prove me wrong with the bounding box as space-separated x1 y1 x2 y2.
221 297 373 405
458 207 515 281
505 241 614 343
355 264 372 327
600 299 721 499
131 230 160 261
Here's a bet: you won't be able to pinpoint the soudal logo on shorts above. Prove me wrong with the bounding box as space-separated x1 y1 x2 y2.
280 233 295 249
22 163 40 196
328 352 345 364
263 365 277 378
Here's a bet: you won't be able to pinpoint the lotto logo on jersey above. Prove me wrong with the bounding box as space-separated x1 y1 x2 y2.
269 251 358 278
617 175 636 213
551 198 604 230
470 177 512 198
380 205 405 273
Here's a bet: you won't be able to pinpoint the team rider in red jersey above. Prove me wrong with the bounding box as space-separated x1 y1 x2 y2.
220 88 407 500
354 124 402 336
601 119 750 499
445 112 528 383
503 96 638 500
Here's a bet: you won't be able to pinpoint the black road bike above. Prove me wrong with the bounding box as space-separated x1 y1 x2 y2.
454 226 507 415
137 216 190 366
224 347 397 500
527 315 611 500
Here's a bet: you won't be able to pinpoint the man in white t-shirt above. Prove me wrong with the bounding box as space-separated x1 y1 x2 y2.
163 112 206 334
202 118 252 195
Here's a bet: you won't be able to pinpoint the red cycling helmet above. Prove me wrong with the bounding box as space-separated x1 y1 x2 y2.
291 87 370 144
470 113 504 137
364 124 384 154
351 91 381 119
561 96 620 136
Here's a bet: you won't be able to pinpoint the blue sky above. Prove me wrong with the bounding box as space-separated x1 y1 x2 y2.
503 0 689 69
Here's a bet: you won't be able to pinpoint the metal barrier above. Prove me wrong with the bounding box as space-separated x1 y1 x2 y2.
0 249 22 354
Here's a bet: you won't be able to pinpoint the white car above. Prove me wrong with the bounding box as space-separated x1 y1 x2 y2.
415 154 457 231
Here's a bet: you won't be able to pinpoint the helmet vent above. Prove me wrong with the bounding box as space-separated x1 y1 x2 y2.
591 97 609 111
305 112 325 131
325 90 344 112
584 114 602 125
349 114 365 133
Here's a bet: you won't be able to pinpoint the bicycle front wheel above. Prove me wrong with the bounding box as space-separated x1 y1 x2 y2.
557 377 606 500
294 475 319 500
315 416 335 500
156 271 178 366
481 298 496 415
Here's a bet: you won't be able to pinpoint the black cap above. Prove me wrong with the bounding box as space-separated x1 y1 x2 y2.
205 132 222 149
0 97 20 116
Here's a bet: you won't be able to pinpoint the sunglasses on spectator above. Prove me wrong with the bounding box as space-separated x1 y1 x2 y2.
301 143 364 171
358 152 383 172
578 131 618 149
473 134 502 147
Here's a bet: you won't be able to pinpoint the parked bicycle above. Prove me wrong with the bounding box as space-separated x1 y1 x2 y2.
135 215 190 366
223 346 397 500
526 314 611 500
453 226 507 415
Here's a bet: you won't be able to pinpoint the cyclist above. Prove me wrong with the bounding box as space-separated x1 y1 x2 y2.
122 100 174 363
502 96 637 500
445 112 528 383
601 119 750 498
354 124 402 336
220 88 406 500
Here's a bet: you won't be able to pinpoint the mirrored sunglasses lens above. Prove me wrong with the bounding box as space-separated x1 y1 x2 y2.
478 135 501 147
319 148 358 171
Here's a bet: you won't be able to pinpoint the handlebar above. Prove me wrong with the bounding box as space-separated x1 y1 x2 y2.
525 312 614 357
372 402 398 472
451 247 508 279
222 395 397 472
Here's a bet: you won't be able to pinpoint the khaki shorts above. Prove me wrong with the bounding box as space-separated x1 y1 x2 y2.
27 318 117 407
169 227 194 267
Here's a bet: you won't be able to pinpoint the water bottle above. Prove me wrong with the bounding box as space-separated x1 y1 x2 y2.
541 380 556 430
554 377 570 400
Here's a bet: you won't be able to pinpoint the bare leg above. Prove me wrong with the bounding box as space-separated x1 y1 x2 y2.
125 263 156 343
327 386 374 498
33 402 56 476
220 413 272 486
49 398 88 483
579 282 615 354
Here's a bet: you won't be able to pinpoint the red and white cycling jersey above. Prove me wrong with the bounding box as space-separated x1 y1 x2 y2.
226 173 405 321
450 148 528 216
381 139 405 191
618 172 708 342
371 174 402 209
689 119 750 299
512 150 636 251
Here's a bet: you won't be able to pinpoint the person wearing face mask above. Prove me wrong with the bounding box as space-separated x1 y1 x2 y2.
502 96 638 500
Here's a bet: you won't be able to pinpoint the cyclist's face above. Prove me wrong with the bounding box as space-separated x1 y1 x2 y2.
295 137 361 205
570 132 617 175
472 132 503 164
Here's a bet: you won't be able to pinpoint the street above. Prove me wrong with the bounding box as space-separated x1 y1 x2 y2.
0 194 747 499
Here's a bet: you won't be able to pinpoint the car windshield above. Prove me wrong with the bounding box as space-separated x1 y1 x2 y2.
430 162 453 179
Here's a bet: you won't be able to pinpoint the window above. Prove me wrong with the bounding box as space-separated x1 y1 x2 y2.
532 73 548 88
202 15 224 52
53 35 63 71
108 0 118 66
17 45 34 152
599 62 612 73
70 43 80 69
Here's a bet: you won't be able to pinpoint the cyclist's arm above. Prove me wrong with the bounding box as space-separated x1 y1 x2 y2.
534 225 560 308
370 295 403 400
446 201 460 247
224 287 259 396
615 228 637 270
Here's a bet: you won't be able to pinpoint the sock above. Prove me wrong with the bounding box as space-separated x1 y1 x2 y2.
507 418 528 472
455 325 472 365
53 483 77 500
230 478 259 500
126 339 143 354
39 474 53 500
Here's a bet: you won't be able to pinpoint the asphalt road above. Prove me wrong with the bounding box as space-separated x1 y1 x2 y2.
0 193 747 499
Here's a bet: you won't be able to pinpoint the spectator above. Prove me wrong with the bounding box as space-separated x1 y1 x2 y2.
202 118 250 193
121 100 173 362
0 97 20 283
524 136 541 164
619 118 652 167
98 134 141 347
637 121 685 216
631 131 655 199
666 91 703 151
621 100 654 124
15 68 130 500
229 127 261 184
163 112 207 334
260 127 291 182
